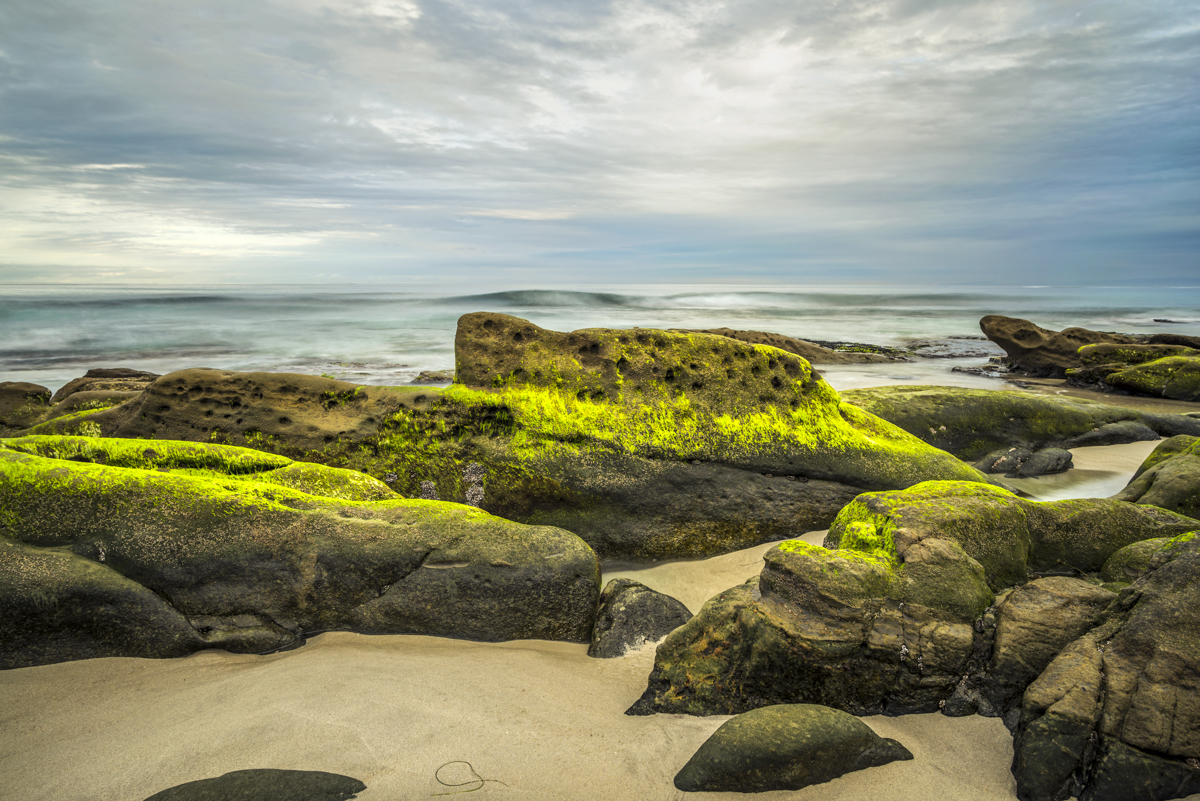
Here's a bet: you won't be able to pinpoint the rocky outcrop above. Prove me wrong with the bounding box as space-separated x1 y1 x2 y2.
50 367 160 403
671 327 893 364
0 381 51 433
841 385 1200 464
1013 532 1200 801
65 314 990 560
627 482 1195 718
673 704 912 792
588 578 692 658
979 316 1141 378
1113 435 1200 520
0 435 599 669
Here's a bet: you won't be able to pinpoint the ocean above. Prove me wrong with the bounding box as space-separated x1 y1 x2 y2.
2 282 1199 394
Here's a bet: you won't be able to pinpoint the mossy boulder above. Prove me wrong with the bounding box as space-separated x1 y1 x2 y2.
0 436 599 668
673 704 912 792
1105 356 1200 402
1013 531 1200 801
62 315 989 560
841 385 1200 463
1114 435 1200 521
1078 343 1200 368
143 769 366 801
980 315 1141 378
1100 538 1172 584
0 381 52 433
628 482 1195 718
670 327 892 364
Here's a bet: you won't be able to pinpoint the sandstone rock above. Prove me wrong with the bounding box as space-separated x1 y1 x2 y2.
1114 436 1200 520
979 316 1139 378
1101 538 1172 584
841 385 1199 462
671 327 892 364
0 436 599 668
73 314 989 560
588 578 692 658
0 381 51 432
673 704 912 792
1013 532 1200 801
50 367 160 403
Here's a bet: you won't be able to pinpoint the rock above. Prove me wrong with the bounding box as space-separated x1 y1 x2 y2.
1114 436 1200 520
627 482 1196 718
987 577 1115 713
1106 356 1200 402
1078 343 1200 368
0 381 51 432
588 578 692 658
73 314 990 560
841 385 1199 462
0 436 600 668
1013 531 1200 801
1101 538 1171 584
673 704 912 792
671 327 892 364
413 369 454 384
975 447 1073 477
50 367 160 403
979 316 1140 378
143 769 365 801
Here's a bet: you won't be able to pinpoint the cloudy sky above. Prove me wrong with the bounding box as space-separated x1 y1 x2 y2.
1 0 1197 286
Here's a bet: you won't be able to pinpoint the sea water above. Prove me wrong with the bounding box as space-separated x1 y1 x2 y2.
1 282 1198 394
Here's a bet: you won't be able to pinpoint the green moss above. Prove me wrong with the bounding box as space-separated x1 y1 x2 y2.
1106 356 1200 401
21 407 109 436
2 435 292 474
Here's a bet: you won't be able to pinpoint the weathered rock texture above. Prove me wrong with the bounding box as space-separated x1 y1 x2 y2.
673 704 912 792
588 578 692 658
0 381 52 433
671 327 893 364
841 385 1200 464
1113 435 1200 521
58 314 989 560
979 316 1141 378
628 481 1195 719
0 435 599 669
51 367 160 403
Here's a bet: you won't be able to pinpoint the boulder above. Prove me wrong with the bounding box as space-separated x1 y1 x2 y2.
588 578 692 658
979 316 1140 378
627 482 1196 718
1078 343 1200 368
1013 532 1200 801
0 436 600 668
50 367 160 403
975 447 1073 477
0 381 51 432
1101 538 1172 584
68 314 990 560
1106 356 1200 402
1113 435 1200 520
143 769 365 801
841 385 1200 462
673 704 912 792
671 327 892 364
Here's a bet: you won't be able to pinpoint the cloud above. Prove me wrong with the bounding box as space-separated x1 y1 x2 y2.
0 0 1196 284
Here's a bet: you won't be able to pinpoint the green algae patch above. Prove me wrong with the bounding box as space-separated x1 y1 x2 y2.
3 435 292 474
765 540 897 609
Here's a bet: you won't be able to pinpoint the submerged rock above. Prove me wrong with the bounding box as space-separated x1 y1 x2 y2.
841 385 1200 463
59 313 989 560
1114 435 1200 520
673 704 912 792
0 436 599 668
628 481 1195 718
588 578 692 658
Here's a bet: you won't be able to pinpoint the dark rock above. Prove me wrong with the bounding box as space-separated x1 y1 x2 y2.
143 769 365 800
0 437 600 668
1149 333 1200 349
673 327 892 363
673 704 912 792
841 385 1198 462
979 316 1141 378
413 369 454 384
71 314 989 560
588 578 692 658
975 447 1073 477
1013 532 1200 801
1114 435 1200 520
0 381 51 431
627 482 1195 718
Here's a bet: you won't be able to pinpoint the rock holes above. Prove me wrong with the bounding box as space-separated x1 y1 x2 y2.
483 319 495 330
513 332 524 343
771 376 784 389
278 416 291 424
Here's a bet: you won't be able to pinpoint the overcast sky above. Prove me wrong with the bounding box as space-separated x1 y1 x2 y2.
1 0 1197 286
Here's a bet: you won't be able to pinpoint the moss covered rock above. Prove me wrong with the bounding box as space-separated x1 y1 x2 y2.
628 482 1194 718
673 704 912 792
980 316 1141 378
61 315 989 560
0 437 599 668
1078 342 1200 368
841 385 1200 463
670 327 892 364
0 381 52 434
1114 435 1200 521
1105 356 1200 402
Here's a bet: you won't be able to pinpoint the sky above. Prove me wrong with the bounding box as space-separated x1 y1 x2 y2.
0 0 1197 286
